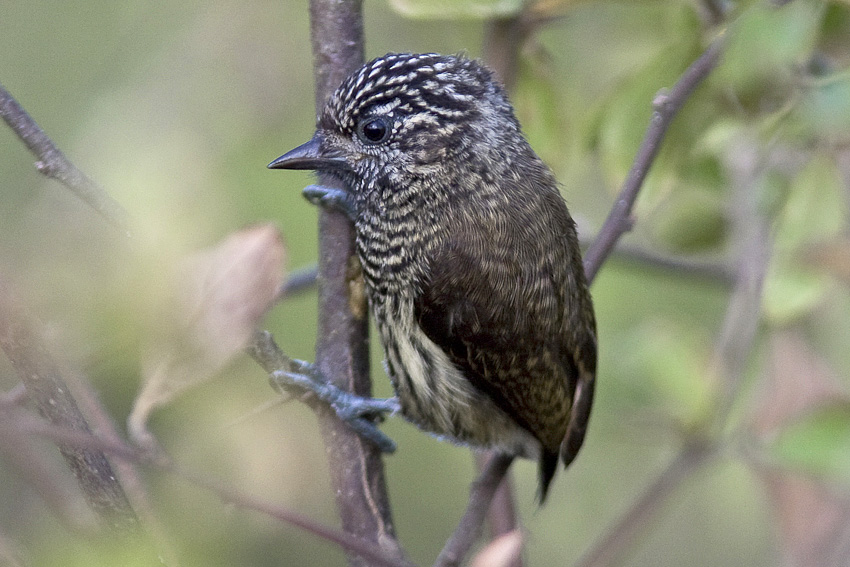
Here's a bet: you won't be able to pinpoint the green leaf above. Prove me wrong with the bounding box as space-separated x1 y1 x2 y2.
762 154 845 323
621 319 717 427
388 0 523 19
718 1 825 111
762 260 831 324
651 188 728 253
770 404 850 483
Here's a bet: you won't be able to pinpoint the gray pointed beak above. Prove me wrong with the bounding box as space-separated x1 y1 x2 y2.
268 135 348 171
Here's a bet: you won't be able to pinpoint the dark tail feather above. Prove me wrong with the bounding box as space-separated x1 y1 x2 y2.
537 450 560 505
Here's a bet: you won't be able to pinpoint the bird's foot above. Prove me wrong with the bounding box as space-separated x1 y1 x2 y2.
270 359 399 453
303 185 357 220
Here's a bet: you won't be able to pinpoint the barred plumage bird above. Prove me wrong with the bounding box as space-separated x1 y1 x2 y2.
270 53 597 500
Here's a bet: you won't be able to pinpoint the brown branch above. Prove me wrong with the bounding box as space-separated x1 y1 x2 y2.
483 15 527 90
0 278 139 534
305 1 405 566
478 452 523 567
434 454 515 567
574 128 776 567
0 82 130 234
582 35 726 282
170 463 413 567
279 264 320 298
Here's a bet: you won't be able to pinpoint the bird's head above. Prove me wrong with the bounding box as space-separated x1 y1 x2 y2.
270 53 526 207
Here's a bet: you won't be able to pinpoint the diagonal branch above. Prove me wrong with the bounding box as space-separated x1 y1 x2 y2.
582 35 726 282
0 82 130 234
0 278 139 534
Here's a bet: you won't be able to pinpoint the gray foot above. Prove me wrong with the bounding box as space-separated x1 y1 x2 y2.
270 359 399 453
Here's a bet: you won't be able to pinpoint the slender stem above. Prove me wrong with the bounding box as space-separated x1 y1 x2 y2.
483 15 527 90
305 1 405 565
583 36 726 283
479 452 524 567
0 278 138 534
434 454 515 567
0 82 130 234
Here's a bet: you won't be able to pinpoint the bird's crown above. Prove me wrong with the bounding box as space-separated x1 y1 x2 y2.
321 53 507 136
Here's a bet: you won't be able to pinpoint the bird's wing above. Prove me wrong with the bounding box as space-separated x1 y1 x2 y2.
413 202 592 455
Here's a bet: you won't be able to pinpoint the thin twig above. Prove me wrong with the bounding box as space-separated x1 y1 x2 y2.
0 82 130 234
604 243 733 285
61 365 179 566
0 278 139 534
574 131 775 567
169 462 414 567
710 134 773 427
434 454 515 567
477 452 523 567
279 264 320 298
483 15 528 90
582 36 726 282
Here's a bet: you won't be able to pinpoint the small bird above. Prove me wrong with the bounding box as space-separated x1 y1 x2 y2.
270 53 597 501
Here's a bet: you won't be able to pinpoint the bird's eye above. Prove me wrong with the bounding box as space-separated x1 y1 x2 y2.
357 117 391 145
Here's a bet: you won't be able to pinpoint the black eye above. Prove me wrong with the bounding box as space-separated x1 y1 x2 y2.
357 117 390 144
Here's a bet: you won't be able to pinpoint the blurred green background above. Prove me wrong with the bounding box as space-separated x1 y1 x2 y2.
2 0 850 566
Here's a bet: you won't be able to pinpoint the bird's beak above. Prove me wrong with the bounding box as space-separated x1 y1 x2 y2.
268 135 348 171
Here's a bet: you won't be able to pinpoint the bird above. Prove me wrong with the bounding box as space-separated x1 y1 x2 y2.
269 52 597 501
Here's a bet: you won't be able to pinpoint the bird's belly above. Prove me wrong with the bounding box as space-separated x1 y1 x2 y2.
374 304 540 460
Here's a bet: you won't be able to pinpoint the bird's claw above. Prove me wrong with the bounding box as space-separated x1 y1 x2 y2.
302 185 357 220
270 360 398 453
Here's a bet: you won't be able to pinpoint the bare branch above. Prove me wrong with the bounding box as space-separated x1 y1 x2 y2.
434 454 515 567
574 132 776 567
603 242 733 284
0 82 130 234
305 1 405 565
170 463 414 567
483 15 527 90
710 134 774 426
583 36 726 283
0 278 139 534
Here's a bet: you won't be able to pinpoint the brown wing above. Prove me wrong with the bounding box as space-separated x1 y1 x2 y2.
414 192 595 461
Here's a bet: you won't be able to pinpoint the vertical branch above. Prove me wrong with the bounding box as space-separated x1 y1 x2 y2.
483 15 526 90
306 1 404 565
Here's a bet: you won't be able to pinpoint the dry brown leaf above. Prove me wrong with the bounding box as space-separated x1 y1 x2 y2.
129 224 286 446
470 530 523 567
